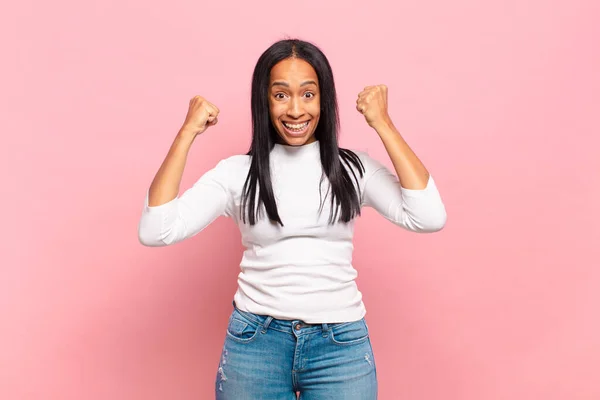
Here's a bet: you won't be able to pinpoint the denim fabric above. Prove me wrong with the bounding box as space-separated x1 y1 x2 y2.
215 302 377 399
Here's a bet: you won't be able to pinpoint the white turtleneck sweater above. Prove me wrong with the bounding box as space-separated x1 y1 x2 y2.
138 140 446 323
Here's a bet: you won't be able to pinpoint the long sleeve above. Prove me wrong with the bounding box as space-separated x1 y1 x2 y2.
137 158 234 247
359 153 447 233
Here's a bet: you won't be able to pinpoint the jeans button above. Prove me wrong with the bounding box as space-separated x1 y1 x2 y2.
295 324 301 330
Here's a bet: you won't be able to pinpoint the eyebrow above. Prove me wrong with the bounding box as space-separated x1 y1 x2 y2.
271 80 318 88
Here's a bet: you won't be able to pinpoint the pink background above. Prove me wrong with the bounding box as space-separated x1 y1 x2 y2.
2 0 599 398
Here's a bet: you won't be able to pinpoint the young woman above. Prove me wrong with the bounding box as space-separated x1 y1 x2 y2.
138 39 446 399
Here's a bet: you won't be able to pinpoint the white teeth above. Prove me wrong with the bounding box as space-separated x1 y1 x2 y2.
283 121 309 129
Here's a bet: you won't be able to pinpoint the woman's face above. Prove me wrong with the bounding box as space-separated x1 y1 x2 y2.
268 58 321 146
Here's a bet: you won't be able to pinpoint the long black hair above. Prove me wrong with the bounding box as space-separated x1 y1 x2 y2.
241 38 365 226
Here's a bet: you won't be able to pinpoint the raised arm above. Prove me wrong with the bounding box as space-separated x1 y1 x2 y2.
357 85 447 232
138 95 229 246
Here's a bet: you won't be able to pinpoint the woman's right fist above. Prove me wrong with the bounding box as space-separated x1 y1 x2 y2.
181 96 220 136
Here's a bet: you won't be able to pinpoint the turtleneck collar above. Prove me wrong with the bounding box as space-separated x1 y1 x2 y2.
272 140 320 158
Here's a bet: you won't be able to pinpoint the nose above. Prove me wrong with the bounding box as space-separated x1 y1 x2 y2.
286 97 303 118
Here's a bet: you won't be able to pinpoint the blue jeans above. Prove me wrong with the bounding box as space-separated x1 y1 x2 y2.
215 302 378 399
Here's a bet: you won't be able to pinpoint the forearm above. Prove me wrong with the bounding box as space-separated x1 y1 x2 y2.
373 118 430 190
147 128 196 207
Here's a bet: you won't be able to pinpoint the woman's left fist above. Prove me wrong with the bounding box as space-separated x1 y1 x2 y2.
356 84 391 129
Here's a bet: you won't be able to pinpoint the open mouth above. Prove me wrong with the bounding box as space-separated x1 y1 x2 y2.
282 120 310 136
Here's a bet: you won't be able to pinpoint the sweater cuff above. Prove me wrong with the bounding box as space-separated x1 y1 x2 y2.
400 175 436 198
143 190 178 213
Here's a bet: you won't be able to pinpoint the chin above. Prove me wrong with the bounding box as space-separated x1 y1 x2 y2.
278 135 315 146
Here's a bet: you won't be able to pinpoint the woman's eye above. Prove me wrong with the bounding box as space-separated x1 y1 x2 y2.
275 93 286 100
305 92 314 98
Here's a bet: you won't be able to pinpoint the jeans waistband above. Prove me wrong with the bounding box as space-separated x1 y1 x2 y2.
232 300 331 335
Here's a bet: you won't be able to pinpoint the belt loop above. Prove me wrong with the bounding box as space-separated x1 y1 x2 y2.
261 316 273 334
321 323 329 337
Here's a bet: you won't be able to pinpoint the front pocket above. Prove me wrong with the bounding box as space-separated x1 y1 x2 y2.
329 319 370 346
226 318 260 343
